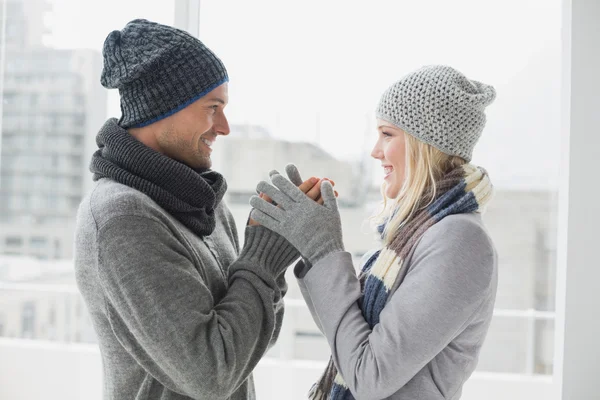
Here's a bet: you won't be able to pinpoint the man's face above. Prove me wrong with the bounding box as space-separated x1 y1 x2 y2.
156 83 230 169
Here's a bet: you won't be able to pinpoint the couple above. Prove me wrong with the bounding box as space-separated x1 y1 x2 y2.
74 19 498 400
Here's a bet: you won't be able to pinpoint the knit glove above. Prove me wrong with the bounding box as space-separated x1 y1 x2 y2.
250 171 345 266
248 164 303 223
282 163 303 187
281 164 312 272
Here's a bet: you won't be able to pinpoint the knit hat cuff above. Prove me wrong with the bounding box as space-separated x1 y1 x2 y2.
375 111 475 162
118 62 228 128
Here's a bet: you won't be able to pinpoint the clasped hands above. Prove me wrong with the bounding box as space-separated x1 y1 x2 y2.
248 164 345 265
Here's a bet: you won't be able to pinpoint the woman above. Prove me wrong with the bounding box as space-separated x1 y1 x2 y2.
251 65 498 400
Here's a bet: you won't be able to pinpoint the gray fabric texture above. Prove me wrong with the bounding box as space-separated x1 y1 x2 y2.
283 164 303 187
295 213 498 400
281 164 314 272
101 19 228 128
250 174 344 265
375 65 496 161
74 178 299 400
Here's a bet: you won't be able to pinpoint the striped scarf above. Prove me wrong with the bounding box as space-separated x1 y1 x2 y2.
308 164 493 400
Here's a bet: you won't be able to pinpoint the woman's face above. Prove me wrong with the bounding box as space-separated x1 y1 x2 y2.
371 119 407 199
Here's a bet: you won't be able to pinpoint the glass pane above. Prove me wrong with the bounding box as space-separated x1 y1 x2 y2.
535 319 554 374
0 287 96 343
478 316 530 374
0 0 175 343
200 0 561 377
0 2 561 398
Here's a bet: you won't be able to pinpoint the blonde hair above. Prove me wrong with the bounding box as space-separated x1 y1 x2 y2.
376 133 466 246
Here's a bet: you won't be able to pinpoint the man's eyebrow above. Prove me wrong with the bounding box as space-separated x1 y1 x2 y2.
206 97 226 104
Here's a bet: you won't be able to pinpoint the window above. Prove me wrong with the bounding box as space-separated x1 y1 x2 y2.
0 1 574 399
5 236 23 247
46 195 58 209
48 305 57 340
1 174 13 189
30 237 47 249
3 92 16 106
21 302 36 339
72 114 85 127
69 155 82 168
54 239 61 259
199 0 562 377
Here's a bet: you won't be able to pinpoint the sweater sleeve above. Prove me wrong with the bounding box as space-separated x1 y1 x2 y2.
237 215 293 351
222 204 292 350
96 216 298 400
294 249 379 335
268 267 288 350
298 217 496 400
293 259 324 333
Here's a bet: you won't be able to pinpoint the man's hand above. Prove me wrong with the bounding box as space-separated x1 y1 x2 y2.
248 164 338 226
250 173 344 265
280 164 338 205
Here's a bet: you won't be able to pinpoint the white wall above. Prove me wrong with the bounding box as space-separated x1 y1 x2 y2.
0 340 103 400
0 339 553 400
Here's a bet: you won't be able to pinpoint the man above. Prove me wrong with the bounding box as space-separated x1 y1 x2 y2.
74 19 320 400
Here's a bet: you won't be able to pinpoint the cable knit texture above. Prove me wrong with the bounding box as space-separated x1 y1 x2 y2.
101 19 228 128
376 65 496 161
237 226 301 277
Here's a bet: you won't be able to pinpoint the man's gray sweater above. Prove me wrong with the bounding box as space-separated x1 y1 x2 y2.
74 178 298 400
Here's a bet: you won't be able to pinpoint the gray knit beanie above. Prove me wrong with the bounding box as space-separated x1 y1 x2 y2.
101 19 228 128
376 65 496 162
